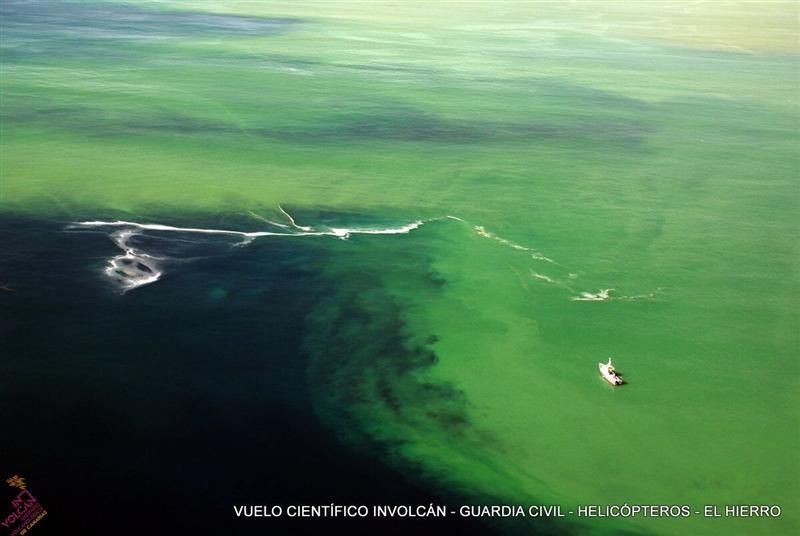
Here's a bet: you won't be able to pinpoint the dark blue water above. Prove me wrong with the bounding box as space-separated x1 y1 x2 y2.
0 215 499 535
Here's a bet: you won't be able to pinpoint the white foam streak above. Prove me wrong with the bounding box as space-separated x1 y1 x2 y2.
74 219 425 240
571 288 661 302
530 270 575 292
572 288 614 301
73 213 427 291
530 271 556 284
277 204 313 231
246 210 290 229
75 220 295 238
463 221 658 304
474 225 531 251
329 220 424 239
472 224 559 265
531 252 557 264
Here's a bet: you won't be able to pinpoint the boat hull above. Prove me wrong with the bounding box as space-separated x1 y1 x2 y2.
598 363 624 385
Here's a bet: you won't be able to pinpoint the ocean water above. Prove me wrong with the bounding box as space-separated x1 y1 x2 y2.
0 214 511 535
1 2 798 535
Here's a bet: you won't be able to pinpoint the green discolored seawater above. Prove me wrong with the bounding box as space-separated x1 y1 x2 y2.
1 1 798 535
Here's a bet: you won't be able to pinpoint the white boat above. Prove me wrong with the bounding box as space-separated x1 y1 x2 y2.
599 358 624 385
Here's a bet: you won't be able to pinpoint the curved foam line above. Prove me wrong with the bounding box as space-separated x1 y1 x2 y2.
103 229 164 292
473 225 530 251
75 220 294 237
106 257 162 291
457 221 563 269
531 252 557 264
530 270 576 292
330 221 425 238
246 210 291 229
73 219 425 240
572 288 615 301
73 213 428 292
277 204 313 231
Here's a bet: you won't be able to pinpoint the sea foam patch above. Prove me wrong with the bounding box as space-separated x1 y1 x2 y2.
572 288 615 301
104 228 163 290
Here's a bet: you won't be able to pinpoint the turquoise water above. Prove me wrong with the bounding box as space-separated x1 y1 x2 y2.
1 2 798 534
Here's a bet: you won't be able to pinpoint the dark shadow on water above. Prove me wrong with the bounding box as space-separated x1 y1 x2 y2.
0 215 504 535
0 0 301 41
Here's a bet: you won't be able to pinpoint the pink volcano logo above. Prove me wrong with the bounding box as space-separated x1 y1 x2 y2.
1 476 47 536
